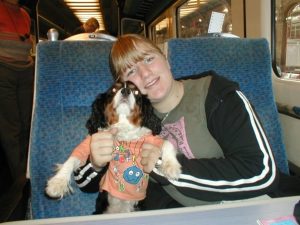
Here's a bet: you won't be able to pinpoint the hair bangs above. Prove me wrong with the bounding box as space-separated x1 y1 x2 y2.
111 34 163 80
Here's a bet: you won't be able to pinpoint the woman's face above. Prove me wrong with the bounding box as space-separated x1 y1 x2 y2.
121 52 173 103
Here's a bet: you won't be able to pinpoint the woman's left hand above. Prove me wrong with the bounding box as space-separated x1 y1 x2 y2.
141 143 161 173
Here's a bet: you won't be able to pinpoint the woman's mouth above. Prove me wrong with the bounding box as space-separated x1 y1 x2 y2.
145 77 159 89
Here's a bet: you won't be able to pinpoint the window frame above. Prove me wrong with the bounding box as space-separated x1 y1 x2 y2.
271 0 300 79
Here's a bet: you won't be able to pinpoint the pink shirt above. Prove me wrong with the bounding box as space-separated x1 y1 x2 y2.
71 134 164 200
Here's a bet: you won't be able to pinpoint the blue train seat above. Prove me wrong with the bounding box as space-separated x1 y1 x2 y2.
29 37 289 219
167 37 289 174
29 40 114 218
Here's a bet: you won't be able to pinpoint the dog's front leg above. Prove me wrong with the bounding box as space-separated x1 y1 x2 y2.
159 140 181 180
45 156 81 199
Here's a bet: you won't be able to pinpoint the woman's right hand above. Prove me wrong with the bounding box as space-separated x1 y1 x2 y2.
90 128 118 170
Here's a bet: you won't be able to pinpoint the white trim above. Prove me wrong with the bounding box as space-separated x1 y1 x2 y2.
74 163 92 181
77 171 98 188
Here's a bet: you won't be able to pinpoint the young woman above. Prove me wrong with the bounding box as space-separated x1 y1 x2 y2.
74 34 279 211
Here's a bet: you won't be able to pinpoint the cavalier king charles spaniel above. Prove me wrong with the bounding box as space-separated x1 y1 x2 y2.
45 81 181 213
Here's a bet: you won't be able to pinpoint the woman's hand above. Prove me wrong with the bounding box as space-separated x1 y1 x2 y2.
141 143 162 173
90 128 117 170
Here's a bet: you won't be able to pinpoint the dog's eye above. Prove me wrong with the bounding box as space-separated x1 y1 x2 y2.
112 88 117 93
128 83 135 89
115 83 122 88
134 90 139 95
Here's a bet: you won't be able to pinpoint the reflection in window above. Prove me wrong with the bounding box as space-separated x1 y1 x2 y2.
152 18 170 50
178 0 232 38
287 4 300 39
275 1 300 79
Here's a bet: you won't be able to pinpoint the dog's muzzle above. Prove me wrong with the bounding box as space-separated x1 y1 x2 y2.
121 87 131 97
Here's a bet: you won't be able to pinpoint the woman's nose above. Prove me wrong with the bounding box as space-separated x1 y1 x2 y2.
138 64 151 78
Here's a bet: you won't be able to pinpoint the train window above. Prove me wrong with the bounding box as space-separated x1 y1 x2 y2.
177 0 232 38
152 17 171 48
274 0 300 79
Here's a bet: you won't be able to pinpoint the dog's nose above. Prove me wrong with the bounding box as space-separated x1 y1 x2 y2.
121 87 131 97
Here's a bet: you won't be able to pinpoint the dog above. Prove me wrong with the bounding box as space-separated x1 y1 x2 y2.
45 81 181 213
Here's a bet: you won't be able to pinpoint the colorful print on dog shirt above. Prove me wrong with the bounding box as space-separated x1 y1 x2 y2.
100 134 163 201
123 165 144 185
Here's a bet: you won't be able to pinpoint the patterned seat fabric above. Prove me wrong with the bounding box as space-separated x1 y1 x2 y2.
167 37 288 174
29 41 113 218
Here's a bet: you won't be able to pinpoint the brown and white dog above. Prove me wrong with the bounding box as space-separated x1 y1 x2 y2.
45 81 181 213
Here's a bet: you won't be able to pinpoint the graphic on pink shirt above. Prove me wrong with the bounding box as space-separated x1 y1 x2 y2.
160 117 195 159
100 135 163 201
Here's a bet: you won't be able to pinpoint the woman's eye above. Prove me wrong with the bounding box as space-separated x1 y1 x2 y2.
127 68 136 77
144 56 154 64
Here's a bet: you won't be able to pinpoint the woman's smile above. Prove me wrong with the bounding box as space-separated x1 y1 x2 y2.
145 77 160 89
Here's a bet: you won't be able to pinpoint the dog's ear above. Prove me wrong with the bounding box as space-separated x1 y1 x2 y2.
140 95 162 135
86 92 108 134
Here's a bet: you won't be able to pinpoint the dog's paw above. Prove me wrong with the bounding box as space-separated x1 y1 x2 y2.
160 159 181 180
45 176 73 199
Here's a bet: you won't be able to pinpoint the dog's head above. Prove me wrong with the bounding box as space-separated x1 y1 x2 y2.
86 81 162 135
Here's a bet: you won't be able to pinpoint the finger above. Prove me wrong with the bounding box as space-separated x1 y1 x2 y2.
141 150 160 159
143 143 162 153
141 143 156 157
97 127 118 137
143 166 152 174
142 161 155 174
97 154 113 162
95 130 114 139
142 143 155 150
94 139 114 148
90 154 112 169
141 149 150 157
140 157 149 166
94 146 113 155
141 152 160 173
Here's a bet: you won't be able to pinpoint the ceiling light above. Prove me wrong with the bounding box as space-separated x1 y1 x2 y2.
64 0 104 31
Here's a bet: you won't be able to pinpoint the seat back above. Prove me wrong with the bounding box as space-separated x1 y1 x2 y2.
29 41 114 218
167 37 289 174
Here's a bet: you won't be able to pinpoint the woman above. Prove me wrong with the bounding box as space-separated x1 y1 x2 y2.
74 34 279 211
